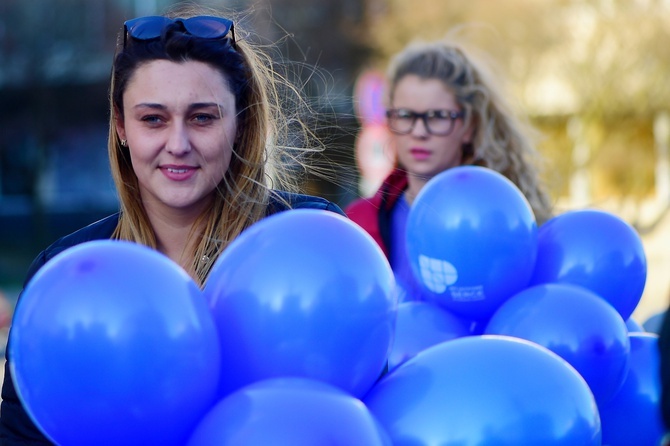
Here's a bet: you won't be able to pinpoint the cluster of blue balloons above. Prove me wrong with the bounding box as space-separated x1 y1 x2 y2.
8 165 667 445
395 165 665 445
10 210 396 445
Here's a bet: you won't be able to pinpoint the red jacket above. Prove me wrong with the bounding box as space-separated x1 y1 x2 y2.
345 168 408 259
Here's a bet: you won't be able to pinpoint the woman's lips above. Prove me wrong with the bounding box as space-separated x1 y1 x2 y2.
410 148 432 160
160 165 197 181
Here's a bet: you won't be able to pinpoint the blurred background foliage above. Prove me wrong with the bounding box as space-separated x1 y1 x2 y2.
1 0 670 301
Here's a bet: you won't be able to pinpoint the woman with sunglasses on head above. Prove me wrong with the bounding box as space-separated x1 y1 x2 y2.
0 6 345 444
346 38 553 301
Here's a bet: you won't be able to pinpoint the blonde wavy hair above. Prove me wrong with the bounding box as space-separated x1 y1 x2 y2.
387 39 553 224
108 4 318 286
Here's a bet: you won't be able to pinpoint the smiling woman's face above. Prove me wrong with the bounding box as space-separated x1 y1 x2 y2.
116 59 238 217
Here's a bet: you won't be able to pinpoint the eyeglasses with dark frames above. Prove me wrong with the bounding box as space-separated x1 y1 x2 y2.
386 109 465 136
123 16 236 49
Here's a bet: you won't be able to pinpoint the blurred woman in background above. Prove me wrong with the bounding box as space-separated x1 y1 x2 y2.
346 38 553 299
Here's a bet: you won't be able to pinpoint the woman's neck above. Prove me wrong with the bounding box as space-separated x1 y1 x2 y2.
145 206 203 275
404 175 428 206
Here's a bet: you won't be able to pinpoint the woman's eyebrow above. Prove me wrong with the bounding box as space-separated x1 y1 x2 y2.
133 103 166 110
132 102 224 111
189 102 222 109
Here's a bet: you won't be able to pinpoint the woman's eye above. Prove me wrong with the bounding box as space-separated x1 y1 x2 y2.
141 115 163 124
192 114 217 124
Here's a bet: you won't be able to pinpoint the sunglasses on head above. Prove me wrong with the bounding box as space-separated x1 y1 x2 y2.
123 15 236 48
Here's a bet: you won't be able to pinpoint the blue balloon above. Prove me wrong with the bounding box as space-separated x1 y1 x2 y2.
406 166 538 321
392 280 425 304
204 209 396 399
187 378 391 446
388 301 470 371
455 313 492 335
364 335 601 445
530 209 647 321
485 283 630 404
9 240 220 446
599 333 666 446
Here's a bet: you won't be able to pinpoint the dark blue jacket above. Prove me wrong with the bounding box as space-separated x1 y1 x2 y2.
0 191 345 445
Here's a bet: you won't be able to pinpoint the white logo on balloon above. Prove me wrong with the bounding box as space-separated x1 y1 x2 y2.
418 255 458 293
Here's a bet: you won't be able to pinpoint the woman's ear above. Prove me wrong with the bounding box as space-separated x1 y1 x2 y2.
114 108 127 143
462 120 475 145
460 120 478 166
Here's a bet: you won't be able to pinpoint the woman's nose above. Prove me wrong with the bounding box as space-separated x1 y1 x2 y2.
410 117 431 138
165 123 191 155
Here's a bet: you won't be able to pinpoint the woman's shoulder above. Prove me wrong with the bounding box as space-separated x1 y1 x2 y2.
345 195 378 216
267 190 346 217
44 213 120 257
23 214 120 284
345 168 408 217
